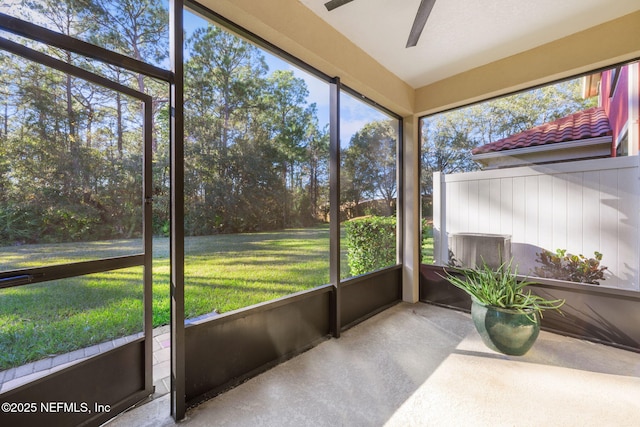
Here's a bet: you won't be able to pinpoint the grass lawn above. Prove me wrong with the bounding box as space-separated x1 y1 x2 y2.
0 226 335 370
422 223 435 264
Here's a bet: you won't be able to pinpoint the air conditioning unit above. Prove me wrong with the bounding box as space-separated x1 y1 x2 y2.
448 233 511 269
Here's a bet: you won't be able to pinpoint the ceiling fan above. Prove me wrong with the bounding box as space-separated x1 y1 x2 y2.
324 0 437 48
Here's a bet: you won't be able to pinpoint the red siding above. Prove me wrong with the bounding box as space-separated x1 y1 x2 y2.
636 65 640 152
600 67 629 154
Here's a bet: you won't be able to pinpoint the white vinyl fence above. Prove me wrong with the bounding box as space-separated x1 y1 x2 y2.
433 156 640 291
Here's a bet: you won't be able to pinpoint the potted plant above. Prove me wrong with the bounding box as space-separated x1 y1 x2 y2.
443 259 564 356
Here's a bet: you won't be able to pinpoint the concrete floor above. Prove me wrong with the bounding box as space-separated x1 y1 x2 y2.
105 302 640 427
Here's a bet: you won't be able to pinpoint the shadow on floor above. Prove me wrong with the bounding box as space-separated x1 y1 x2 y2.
105 302 640 427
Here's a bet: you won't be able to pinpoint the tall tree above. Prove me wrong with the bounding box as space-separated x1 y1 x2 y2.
263 70 313 227
421 110 480 201
301 119 330 223
184 24 269 234
1 0 156 243
341 120 398 217
22 0 90 168
87 0 168 152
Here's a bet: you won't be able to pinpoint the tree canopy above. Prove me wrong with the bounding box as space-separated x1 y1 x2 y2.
420 79 598 204
1 3 345 245
341 120 397 218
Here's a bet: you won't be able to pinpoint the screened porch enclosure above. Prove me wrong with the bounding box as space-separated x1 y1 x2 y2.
1 1 640 426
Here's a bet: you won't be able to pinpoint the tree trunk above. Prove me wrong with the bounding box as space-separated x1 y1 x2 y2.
86 107 93 148
116 92 123 157
2 100 7 141
66 74 76 146
282 162 288 227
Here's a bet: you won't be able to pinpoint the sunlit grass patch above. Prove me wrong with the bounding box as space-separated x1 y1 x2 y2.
0 226 332 370
183 227 330 315
0 267 144 369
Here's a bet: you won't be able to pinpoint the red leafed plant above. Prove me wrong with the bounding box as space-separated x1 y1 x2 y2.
534 249 607 285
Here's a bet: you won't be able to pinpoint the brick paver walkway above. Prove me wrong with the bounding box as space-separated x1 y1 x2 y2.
0 326 171 397
151 326 170 397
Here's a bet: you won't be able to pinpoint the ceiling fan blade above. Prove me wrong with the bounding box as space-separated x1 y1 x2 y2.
406 0 437 48
324 0 354 12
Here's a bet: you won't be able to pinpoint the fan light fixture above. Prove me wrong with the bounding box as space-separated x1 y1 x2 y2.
324 0 437 48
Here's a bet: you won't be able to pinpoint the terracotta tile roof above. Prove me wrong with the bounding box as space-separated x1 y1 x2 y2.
471 107 612 155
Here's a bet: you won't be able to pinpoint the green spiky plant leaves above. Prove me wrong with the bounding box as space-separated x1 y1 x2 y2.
443 259 565 323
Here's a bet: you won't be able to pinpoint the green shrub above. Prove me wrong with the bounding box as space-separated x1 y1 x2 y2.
534 249 607 285
345 216 396 276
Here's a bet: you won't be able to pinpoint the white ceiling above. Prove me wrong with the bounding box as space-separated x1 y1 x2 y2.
299 0 640 88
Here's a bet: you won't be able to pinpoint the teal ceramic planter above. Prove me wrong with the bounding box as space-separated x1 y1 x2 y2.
471 298 540 356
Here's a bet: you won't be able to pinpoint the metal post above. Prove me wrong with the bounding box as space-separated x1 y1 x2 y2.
432 171 447 265
143 94 154 395
397 117 404 267
329 77 341 337
170 0 186 421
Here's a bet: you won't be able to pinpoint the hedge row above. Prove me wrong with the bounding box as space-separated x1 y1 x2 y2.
345 216 396 276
